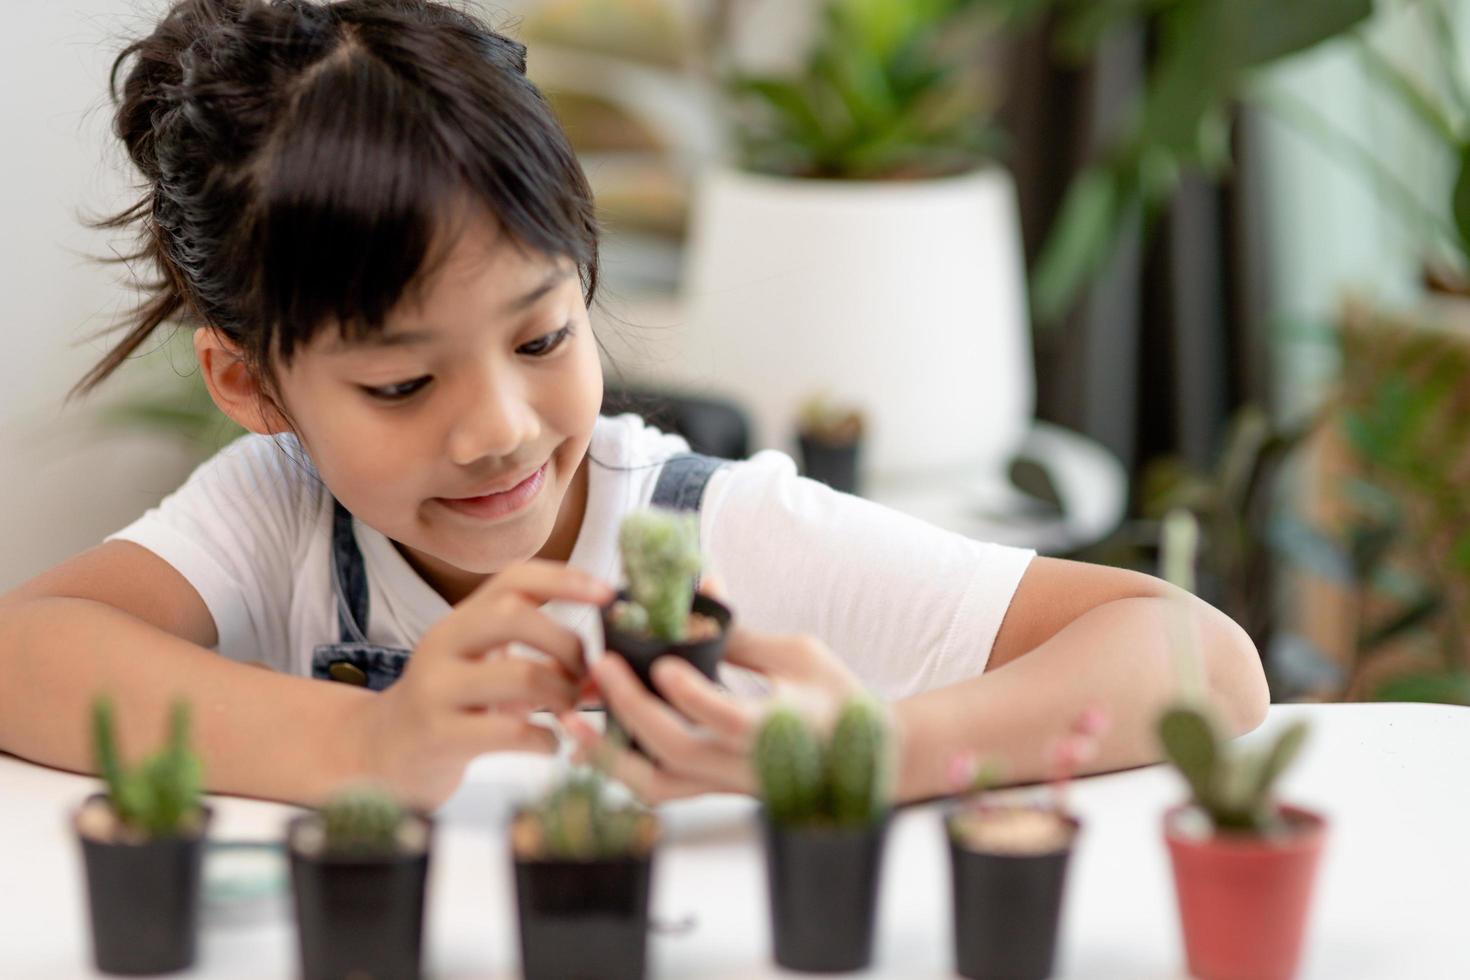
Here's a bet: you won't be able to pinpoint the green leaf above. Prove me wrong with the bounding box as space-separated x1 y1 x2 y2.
1030 166 1129 324
1249 721 1309 807
1453 143 1470 262
1360 594 1444 652
1373 671 1470 705
1355 39 1460 146
1158 706 1219 808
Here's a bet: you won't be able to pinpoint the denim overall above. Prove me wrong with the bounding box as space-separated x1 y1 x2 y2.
311 453 728 690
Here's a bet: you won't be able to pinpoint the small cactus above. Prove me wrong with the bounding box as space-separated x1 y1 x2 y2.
1156 505 1308 835
1158 707 1308 835
826 697 890 826
753 696 892 828
526 767 650 860
618 508 703 642
91 696 203 838
320 785 407 856
754 705 825 825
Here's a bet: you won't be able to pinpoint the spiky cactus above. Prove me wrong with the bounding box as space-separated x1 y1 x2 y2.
826 698 890 826
91 697 203 838
320 785 406 856
527 768 649 860
1158 707 1308 835
754 697 891 828
754 706 825 825
617 508 702 641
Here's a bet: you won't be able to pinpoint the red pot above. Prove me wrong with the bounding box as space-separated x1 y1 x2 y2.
1164 804 1327 980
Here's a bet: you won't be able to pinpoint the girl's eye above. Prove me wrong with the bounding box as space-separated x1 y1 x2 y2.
362 376 432 401
517 325 573 358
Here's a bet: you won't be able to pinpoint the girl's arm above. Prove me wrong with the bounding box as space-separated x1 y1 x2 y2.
567 559 1269 804
891 557 1270 801
0 541 376 804
0 542 612 808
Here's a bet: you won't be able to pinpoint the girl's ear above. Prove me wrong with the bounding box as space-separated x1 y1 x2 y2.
194 327 291 436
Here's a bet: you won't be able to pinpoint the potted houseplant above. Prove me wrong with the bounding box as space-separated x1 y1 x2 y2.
679 0 1035 486
795 392 866 495
944 705 1108 980
73 696 209 976
510 765 659 980
1157 509 1327 980
286 785 432 980
601 507 733 747
754 696 893 973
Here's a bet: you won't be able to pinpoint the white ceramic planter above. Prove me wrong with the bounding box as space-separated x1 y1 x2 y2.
678 166 1035 482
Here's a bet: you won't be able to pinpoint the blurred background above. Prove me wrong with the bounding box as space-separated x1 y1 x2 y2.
3 0 1468 706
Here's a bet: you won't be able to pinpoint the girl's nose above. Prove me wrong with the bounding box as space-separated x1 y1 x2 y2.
446 374 542 466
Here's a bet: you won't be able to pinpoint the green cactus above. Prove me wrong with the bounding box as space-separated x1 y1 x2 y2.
90 696 203 838
529 767 649 860
1158 706 1309 834
320 785 407 856
826 697 890 826
618 508 703 641
754 697 891 828
754 705 826 825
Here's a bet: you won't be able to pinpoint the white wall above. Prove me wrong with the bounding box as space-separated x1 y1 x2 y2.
0 1 197 592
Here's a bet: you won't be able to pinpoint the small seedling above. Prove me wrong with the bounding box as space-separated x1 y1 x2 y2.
754 696 892 828
91 696 203 839
797 392 865 446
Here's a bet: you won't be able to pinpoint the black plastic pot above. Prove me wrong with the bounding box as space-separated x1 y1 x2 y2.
75 794 212 976
287 814 431 980
514 850 654 980
600 589 732 750
946 809 1079 980
762 812 889 973
797 435 861 496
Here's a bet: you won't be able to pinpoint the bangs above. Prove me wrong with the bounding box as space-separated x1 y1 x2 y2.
251 15 598 363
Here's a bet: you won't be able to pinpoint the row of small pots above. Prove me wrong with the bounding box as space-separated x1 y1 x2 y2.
74 794 1326 979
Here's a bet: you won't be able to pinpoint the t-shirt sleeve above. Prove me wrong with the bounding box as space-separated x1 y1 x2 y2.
105 434 318 668
701 450 1035 700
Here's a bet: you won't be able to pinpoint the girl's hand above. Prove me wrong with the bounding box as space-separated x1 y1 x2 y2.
562 582 864 804
342 560 613 809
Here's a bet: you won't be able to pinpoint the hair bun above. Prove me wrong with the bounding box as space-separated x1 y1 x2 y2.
110 0 245 180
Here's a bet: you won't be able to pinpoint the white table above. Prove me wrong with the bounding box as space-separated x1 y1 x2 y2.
2 703 1466 979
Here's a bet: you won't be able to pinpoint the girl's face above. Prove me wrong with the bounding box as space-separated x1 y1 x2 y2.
270 216 603 598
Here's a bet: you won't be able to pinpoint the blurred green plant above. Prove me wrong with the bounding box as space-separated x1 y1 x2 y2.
614 507 704 641
92 696 204 839
992 0 1376 324
727 0 1005 179
754 696 892 828
98 330 246 461
524 766 652 860
319 785 409 857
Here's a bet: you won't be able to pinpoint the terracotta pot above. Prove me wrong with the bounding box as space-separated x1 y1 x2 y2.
1164 804 1328 980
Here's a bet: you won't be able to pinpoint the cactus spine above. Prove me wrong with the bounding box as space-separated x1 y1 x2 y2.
320 785 407 856
90 696 203 838
754 697 891 828
618 508 702 641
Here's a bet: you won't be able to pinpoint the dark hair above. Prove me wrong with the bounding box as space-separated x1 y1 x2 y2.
76 0 600 398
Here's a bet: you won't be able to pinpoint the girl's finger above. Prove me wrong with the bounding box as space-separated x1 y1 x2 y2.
697 571 729 602
650 656 757 751
471 560 615 609
560 714 720 805
448 657 578 712
592 656 752 788
438 602 588 676
453 713 560 757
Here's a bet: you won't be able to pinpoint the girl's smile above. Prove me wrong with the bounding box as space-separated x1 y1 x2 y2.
435 460 547 522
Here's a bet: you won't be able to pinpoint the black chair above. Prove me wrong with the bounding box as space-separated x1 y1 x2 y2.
601 385 752 461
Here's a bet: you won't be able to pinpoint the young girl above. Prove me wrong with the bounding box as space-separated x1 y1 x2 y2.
0 0 1267 810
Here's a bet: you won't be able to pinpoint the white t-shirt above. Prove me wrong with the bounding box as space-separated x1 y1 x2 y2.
107 414 1034 700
